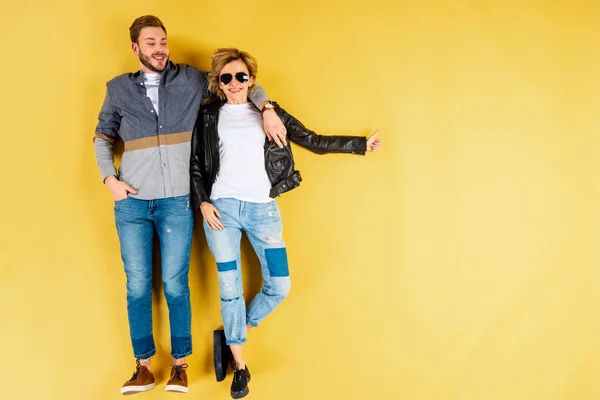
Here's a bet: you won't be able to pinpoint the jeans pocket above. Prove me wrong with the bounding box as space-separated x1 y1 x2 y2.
114 196 131 213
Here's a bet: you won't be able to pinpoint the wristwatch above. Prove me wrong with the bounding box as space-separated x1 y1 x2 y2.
261 101 275 114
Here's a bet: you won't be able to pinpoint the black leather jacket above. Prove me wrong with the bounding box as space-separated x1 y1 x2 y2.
190 101 367 211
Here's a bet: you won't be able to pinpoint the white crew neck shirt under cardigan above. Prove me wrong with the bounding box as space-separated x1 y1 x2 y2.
210 102 274 203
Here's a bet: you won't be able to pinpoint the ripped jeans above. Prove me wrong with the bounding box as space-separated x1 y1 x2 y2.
203 198 291 345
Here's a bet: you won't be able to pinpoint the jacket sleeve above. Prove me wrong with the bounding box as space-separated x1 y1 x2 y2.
279 105 367 155
190 115 211 211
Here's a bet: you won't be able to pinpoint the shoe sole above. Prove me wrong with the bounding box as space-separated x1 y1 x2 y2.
214 330 229 382
166 384 189 393
230 376 251 399
121 383 156 395
230 387 249 399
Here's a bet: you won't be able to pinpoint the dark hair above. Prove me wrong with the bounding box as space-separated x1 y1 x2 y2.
129 15 166 44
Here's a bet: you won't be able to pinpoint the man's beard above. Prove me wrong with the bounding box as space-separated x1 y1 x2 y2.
139 51 169 73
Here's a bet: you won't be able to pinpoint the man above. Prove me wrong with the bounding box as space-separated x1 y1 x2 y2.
93 15 286 395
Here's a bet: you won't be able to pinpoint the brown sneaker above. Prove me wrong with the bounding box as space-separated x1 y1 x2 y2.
121 360 156 395
166 364 189 393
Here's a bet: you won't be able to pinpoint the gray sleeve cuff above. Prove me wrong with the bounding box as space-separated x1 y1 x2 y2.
248 83 269 107
94 137 117 182
99 164 118 183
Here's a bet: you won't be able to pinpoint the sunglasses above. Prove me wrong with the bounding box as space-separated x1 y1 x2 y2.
219 72 249 85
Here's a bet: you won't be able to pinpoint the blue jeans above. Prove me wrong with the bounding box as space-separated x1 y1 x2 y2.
114 194 193 359
203 198 291 345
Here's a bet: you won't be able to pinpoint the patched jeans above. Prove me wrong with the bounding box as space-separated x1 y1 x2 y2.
203 198 291 345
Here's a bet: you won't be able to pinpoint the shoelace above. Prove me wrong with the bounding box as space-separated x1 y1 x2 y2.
233 367 247 383
172 364 189 380
129 360 142 381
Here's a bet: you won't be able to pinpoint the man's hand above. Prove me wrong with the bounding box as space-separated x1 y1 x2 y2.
200 202 224 231
261 106 287 148
367 129 382 152
105 175 138 201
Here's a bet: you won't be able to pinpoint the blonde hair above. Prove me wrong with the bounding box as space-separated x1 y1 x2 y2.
208 48 258 100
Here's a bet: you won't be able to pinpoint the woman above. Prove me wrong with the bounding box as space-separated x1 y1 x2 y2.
190 48 381 399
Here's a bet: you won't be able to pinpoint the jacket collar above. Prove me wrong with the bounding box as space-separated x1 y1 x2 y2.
202 100 227 115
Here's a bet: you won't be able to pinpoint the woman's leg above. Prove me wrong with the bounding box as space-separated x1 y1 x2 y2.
203 199 247 346
242 201 291 328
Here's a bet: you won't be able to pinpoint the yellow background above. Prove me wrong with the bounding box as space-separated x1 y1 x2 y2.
1 0 599 399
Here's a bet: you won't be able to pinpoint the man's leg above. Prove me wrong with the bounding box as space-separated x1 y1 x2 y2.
154 195 194 392
154 195 194 352
114 196 157 394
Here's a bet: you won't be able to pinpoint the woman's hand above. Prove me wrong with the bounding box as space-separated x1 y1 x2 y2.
200 202 224 231
367 129 382 152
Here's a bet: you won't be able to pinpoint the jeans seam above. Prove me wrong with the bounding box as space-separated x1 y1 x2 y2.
247 295 266 323
226 339 247 345
135 348 156 360
172 349 192 359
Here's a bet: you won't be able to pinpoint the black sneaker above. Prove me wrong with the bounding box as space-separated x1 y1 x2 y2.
230 363 251 399
214 329 233 382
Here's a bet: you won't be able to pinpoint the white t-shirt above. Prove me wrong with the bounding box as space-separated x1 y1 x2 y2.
143 72 161 115
210 103 273 203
